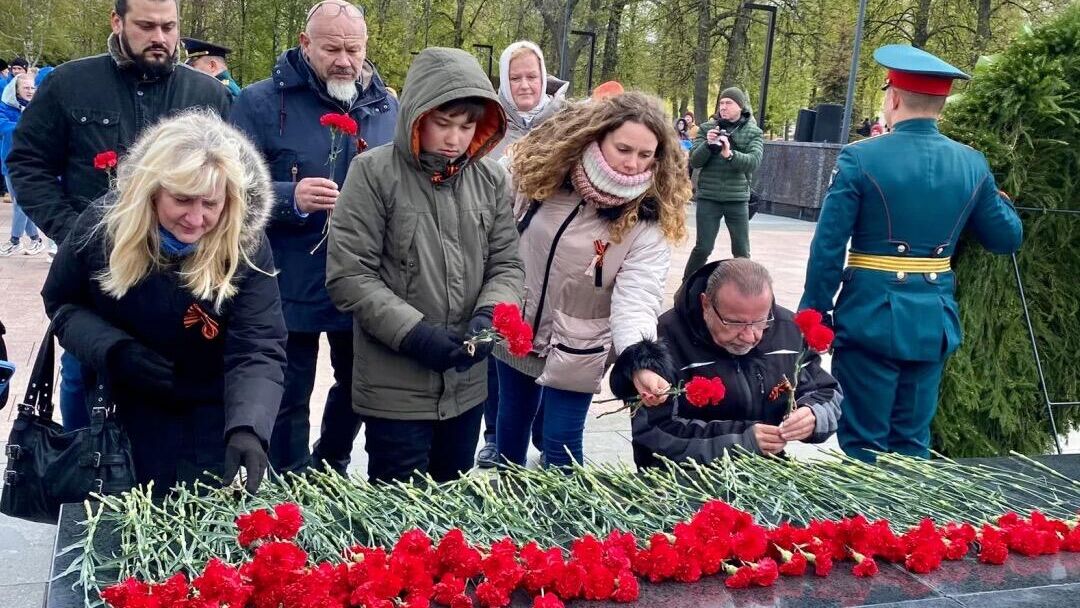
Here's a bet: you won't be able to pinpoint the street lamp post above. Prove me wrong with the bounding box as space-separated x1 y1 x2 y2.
840 0 870 144
473 44 494 81
570 30 596 93
744 3 777 133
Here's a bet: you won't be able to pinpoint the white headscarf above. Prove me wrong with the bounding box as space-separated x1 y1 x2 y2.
498 41 551 125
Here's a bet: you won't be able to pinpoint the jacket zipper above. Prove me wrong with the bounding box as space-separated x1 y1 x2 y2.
531 201 586 334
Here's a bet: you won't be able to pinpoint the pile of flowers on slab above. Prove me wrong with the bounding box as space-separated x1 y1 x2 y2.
67 450 1080 607
99 498 1080 608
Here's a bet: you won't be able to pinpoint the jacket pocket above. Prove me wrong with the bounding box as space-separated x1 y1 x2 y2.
70 107 120 153
536 311 611 394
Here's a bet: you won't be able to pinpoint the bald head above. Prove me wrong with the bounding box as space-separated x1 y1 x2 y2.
300 1 367 103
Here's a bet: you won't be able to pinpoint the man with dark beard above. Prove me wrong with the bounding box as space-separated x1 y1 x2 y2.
6 0 228 433
230 0 398 476
7 0 228 246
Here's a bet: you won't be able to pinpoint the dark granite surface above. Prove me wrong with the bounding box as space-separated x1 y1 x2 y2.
752 141 843 221
47 455 1080 607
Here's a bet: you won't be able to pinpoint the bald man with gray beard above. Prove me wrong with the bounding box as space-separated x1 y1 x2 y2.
230 0 399 475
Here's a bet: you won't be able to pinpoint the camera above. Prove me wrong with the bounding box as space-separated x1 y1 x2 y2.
717 129 730 138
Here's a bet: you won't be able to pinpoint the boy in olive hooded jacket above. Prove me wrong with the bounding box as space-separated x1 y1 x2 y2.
327 47 524 483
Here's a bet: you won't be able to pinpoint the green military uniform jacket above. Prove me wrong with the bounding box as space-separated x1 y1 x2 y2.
799 118 1023 362
217 69 241 100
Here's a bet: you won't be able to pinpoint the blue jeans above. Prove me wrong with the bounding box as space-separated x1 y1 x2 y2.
4 175 39 242
59 351 89 431
495 360 594 468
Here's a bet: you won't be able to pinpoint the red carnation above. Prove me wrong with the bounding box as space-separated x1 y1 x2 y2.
320 112 358 136
236 507 277 547
1063 525 1080 552
493 302 522 332
793 309 823 334
733 524 769 562
978 541 1009 565
533 593 565 608
450 595 475 608
804 323 835 353
751 557 779 586
101 577 150 608
94 150 118 171
475 580 511 607
724 565 754 589
611 569 640 602
779 551 807 576
193 558 253 607
684 376 726 407
273 503 304 540
853 556 879 577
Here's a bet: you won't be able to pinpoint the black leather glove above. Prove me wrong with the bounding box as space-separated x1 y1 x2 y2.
107 340 174 396
399 321 471 373
456 306 494 372
221 429 268 494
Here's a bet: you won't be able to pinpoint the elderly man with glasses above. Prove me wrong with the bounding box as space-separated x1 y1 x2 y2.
610 258 841 468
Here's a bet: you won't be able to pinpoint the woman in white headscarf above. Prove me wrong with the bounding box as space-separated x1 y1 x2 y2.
477 41 569 469
488 41 569 161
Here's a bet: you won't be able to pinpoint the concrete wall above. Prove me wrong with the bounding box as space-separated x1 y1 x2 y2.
752 141 842 222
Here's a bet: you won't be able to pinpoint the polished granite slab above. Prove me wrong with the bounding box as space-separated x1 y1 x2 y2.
46 455 1080 607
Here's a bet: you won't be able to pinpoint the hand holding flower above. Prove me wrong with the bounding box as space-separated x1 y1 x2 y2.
779 406 817 442
632 369 671 407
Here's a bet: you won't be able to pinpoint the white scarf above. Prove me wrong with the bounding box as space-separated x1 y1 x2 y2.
498 41 551 122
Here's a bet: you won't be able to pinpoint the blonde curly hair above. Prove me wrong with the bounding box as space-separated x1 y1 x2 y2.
508 91 690 243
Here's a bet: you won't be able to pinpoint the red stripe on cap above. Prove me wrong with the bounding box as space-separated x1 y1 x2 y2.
887 69 953 96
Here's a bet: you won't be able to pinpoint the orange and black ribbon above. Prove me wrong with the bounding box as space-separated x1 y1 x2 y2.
593 240 609 287
183 303 220 340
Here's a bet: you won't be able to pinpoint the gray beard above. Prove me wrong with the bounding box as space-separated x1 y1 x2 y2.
326 79 358 105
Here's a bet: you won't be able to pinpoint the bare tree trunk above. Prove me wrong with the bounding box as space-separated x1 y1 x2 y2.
453 0 467 48
973 0 991 61
716 2 750 112
913 0 932 48
692 0 712 121
600 0 629 81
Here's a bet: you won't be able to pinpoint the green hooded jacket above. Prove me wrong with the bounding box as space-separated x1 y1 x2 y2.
327 47 525 420
689 106 764 203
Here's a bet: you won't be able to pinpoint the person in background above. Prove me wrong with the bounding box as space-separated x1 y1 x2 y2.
682 111 699 140
683 87 763 277
800 45 1022 463
0 74 44 256
611 259 840 467
7 0 230 432
326 47 523 484
41 111 287 496
495 92 691 469
183 37 242 100
475 40 569 469
230 0 398 475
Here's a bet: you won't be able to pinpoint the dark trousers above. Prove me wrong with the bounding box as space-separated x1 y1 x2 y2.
833 343 945 463
683 199 751 280
363 403 484 483
495 360 593 468
481 357 543 449
269 330 362 475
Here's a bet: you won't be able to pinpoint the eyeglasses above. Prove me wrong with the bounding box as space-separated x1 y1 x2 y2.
707 299 774 331
306 1 365 22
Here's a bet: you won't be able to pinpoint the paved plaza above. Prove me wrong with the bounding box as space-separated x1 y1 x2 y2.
0 199 1075 607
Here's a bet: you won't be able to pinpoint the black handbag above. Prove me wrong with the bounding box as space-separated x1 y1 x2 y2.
0 325 135 523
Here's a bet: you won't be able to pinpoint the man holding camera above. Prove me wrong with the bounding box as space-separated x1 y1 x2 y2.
683 87 763 280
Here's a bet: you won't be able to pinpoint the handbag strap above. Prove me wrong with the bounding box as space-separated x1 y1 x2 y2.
20 324 57 419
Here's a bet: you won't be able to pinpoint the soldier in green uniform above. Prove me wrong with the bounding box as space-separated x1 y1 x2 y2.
799 45 1023 463
182 37 242 100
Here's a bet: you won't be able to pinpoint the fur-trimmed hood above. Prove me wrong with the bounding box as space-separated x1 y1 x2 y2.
116 110 272 263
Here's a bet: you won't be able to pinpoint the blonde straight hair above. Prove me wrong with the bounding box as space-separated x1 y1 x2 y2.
97 112 257 310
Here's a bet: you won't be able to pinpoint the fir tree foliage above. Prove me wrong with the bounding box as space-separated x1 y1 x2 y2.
936 3 1080 456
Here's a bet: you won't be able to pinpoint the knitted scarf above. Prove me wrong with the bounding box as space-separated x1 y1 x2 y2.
569 141 653 208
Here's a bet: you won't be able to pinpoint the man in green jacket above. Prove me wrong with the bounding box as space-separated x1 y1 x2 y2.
683 87 764 279
327 47 524 483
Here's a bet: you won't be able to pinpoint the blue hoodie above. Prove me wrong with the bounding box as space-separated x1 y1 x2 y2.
0 77 26 176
